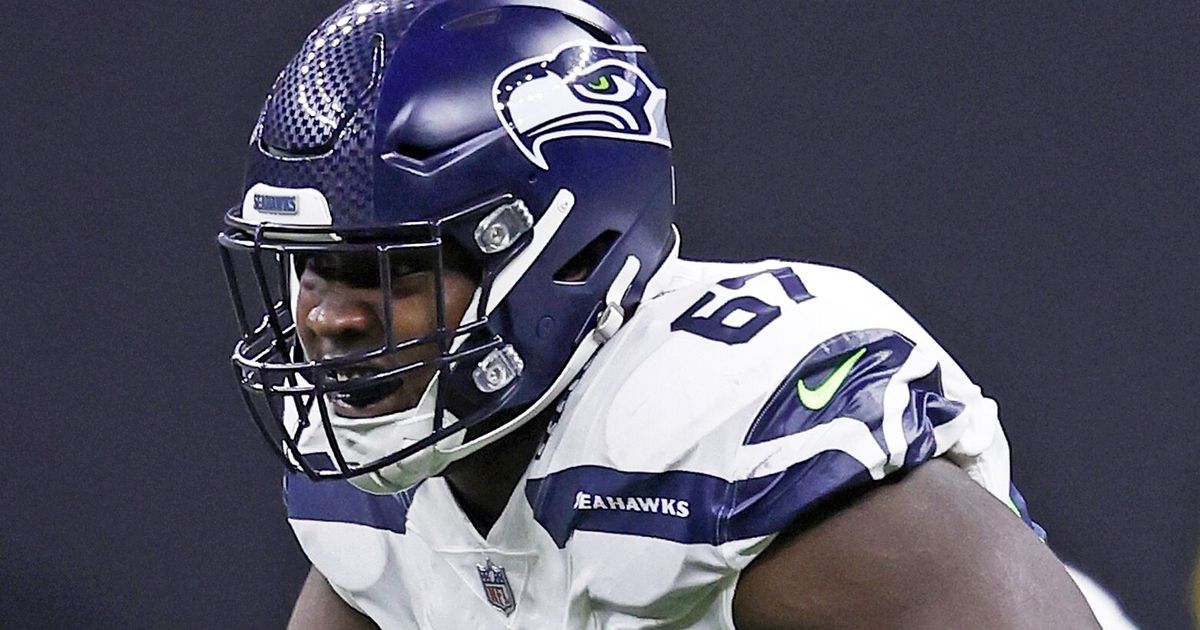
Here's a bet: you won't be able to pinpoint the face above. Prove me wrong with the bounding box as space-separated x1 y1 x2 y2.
294 250 478 418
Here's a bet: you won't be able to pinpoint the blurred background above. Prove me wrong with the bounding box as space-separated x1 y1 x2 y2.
2 1 1197 627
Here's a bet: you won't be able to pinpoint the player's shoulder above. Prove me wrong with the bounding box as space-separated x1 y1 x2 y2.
528 257 926 482
524 255 1008 552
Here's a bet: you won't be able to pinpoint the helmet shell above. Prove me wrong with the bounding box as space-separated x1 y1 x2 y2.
230 0 675 480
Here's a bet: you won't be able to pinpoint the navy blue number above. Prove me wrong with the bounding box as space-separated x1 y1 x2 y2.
718 268 811 302
670 293 781 344
670 267 812 345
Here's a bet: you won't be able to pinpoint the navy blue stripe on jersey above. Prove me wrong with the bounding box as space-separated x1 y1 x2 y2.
526 452 882 548
296 450 338 473
905 364 965 428
744 329 916 447
1009 483 1047 540
901 364 962 467
745 329 965 471
526 466 727 547
284 453 421 535
724 450 878 540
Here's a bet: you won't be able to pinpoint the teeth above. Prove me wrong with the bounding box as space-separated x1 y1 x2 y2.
331 369 378 382
326 369 406 409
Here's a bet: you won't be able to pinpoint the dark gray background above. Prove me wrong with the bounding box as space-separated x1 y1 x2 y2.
3 1 1197 628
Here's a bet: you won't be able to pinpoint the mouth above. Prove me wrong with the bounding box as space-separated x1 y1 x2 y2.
325 367 407 416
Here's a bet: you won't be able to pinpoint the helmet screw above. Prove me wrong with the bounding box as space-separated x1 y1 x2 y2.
474 200 533 254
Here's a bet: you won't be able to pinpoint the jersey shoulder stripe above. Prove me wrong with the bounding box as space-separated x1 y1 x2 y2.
525 452 877 548
744 328 952 444
743 328 966 472
1008 483 1047 540
285 453 421 535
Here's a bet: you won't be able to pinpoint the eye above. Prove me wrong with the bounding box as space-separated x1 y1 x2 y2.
381 255 442 297
300 253 349 280
387 258 418 280
388 270 434 297
587 75 612 92
574 73 635 102
298 251 430 290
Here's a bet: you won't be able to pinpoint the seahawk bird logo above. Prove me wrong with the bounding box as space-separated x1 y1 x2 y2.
493 41 671 170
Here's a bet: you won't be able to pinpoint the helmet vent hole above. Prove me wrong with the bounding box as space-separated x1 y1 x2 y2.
554 230 621 284
443 9 500 31
391 138 442 161
563 15 618 45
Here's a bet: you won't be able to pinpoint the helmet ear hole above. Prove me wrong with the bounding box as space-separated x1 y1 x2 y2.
553 230 621 284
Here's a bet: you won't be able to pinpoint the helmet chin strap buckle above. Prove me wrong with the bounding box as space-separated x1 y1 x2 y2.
594 303 624 342
594 254 642 343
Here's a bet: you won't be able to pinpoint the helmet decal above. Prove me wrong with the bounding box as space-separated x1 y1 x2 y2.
493 42 671 170
241 183 333 226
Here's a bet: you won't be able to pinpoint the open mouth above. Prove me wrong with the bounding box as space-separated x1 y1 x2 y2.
327 368 406 411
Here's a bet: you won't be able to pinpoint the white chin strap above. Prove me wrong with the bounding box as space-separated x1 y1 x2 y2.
344 254 642 494
322 375 461 493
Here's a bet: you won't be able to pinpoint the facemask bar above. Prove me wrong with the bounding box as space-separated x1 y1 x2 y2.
218 194 522 480
219 237 312 470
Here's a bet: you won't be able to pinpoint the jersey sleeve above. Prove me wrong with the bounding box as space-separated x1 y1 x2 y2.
718 274 1019 568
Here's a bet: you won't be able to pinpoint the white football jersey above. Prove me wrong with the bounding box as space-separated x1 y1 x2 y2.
284 251 1031 629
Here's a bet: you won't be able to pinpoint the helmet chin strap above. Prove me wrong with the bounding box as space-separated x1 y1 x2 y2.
330 375 465 493
350 254 643 494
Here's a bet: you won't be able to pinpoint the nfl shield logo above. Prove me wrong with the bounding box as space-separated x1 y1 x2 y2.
476 558 516 616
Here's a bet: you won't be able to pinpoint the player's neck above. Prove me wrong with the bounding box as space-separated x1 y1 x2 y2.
441 410 553 538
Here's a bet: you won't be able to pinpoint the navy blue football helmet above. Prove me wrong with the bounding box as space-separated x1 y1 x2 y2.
219 0 675 492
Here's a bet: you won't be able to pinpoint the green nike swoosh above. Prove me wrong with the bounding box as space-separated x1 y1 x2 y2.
797 347 867 410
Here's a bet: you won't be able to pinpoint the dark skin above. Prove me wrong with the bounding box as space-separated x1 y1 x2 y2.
288 255 1100 630
293 252 551 531
731 459 1098 629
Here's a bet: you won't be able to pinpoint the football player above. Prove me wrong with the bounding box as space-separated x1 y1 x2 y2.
218 0 1102 627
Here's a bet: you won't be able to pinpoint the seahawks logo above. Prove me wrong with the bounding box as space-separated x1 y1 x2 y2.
493 42 671 170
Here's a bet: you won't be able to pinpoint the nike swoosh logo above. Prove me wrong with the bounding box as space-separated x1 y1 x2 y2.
797 347 867 410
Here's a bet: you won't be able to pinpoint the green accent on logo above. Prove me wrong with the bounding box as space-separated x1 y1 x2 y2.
587 75 611 91
797 347 867 410
1005 497 1021 517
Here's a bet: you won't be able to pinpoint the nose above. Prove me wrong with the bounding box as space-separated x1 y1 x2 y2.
304 294 380 348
